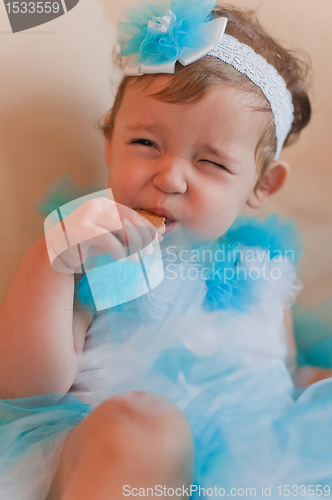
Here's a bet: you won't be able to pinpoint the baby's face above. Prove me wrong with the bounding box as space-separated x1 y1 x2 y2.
106 77 266 240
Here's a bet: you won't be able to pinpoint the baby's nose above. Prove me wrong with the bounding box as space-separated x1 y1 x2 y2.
152 158 188 194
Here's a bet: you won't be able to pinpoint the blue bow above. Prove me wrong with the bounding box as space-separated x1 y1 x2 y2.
117 0 227 75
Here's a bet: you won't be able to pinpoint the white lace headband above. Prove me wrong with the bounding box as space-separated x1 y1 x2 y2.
118 1 294 159
207 35 294 159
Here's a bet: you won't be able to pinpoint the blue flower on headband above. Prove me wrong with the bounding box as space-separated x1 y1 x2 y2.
117 0 227 75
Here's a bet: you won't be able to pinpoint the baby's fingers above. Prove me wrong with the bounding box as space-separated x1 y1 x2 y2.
89 225 145 260
117 206 163 244
82 233 127 262
130 224 157 253
115 222 144 257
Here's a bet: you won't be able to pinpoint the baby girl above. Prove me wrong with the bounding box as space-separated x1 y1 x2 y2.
2 2 332 500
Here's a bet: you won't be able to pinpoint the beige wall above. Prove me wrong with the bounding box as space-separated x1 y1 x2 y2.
0 0 331 309
0 0 119 305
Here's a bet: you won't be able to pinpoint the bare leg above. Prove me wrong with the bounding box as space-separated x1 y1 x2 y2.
46 391 193 500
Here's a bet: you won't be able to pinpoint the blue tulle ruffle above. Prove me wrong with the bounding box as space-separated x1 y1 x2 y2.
293 299 332 369
225 213 303 266
203 213 303 313
0 394 90 473
36 174 103 218
117 0 218 66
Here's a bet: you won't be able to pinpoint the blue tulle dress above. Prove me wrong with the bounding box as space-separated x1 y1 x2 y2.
1 210 332 500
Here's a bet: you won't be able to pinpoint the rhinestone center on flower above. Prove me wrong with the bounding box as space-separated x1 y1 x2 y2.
147 9 176 34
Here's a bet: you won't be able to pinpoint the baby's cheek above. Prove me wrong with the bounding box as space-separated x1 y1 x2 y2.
190 199 239 239
186 211 224 239
107 171 130 201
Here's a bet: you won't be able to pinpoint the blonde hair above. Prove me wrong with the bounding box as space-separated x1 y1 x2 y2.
101 4 311 189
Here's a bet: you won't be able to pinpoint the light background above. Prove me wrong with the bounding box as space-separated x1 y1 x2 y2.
0 0 331 314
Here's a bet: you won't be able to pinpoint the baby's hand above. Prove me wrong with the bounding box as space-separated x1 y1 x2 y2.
44 198 162 273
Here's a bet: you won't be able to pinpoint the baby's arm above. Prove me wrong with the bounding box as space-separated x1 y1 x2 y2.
0 237 80 398
284 308 332 386
0 200 159 399
72 299 94 356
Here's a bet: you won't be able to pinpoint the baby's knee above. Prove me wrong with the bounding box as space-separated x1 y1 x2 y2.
88 391 193 478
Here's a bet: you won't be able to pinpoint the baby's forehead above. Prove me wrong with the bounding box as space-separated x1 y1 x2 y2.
120 77 269 135
123 75 266 111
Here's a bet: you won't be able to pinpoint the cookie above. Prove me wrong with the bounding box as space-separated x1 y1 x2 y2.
137 210 166 235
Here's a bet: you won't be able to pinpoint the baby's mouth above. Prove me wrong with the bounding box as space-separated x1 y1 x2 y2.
164 218 177 235
135 209 171 236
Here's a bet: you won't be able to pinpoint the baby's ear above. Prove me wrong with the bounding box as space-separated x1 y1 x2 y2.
246 160 289 209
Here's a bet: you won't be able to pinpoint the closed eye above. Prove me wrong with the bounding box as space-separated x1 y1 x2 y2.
202 160 229 172
130 141 230 172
